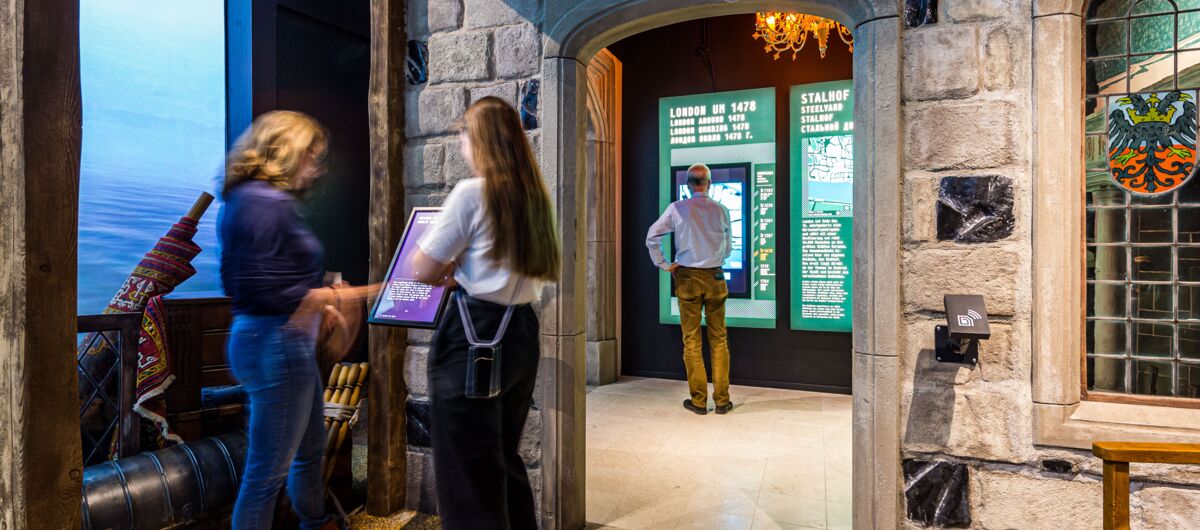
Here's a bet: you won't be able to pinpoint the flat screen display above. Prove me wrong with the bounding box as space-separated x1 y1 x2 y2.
659 87 777 328
671 163 752 297
368 208 451 329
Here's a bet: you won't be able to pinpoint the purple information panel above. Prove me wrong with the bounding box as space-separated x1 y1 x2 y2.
368 208 450 328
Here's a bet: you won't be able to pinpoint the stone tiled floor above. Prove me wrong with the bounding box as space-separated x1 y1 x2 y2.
585 377 852 530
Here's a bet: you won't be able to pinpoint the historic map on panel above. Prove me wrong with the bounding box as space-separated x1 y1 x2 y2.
804 135 853 217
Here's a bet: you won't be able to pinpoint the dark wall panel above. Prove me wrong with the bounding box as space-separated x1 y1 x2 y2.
610 14 854 393
275 7 371 287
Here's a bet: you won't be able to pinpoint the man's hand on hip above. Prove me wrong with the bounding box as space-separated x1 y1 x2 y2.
665 263 681 275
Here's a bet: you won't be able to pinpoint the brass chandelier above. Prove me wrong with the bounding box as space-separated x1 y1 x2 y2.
753 12 853 60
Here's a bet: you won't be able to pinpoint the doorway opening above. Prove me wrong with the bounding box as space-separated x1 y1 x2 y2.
581 13 854 529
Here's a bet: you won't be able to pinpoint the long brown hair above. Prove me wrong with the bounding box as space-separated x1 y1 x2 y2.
461 97 560 281
224 110 327 196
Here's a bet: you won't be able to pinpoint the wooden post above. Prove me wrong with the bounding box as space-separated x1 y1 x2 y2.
366 0 408 515
185 191 216 220
0 0 85 527
1101 460 1130 530
1093 441 1200 530
116 314 142 457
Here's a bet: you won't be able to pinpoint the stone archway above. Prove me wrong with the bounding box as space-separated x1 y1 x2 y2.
536 1 905 529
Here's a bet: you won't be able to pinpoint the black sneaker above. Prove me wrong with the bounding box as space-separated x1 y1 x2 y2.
682 399 708 415
714 402 733 415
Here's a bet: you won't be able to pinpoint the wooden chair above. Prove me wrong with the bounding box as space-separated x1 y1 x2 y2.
1092 442 1200 530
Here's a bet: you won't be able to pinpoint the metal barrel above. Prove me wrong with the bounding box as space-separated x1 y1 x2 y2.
82 431 247 530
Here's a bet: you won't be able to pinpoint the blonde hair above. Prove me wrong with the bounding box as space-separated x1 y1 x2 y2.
224 110 327 196
461 97 561 281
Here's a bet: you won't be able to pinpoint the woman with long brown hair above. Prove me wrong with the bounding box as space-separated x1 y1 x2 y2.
413 97 560 530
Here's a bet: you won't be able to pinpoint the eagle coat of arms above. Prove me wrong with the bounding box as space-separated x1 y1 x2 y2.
1108 90 1199 195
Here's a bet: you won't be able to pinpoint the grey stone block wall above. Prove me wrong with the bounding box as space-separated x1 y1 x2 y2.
399 0 1200 527
900 1 1200 527
402 0 546 517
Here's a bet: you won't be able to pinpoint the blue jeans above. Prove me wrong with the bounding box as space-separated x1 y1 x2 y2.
227 314 329 530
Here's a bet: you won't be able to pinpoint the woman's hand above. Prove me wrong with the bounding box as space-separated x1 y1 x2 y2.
412 250 457 287
287 287 337 335
293 282 382 365
328 282 383 302
434 262 458 288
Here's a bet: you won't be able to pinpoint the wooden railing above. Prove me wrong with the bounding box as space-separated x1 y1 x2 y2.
1092 441 1200 530
77 313 141 466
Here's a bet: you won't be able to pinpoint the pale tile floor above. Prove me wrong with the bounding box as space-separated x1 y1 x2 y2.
585 377 852 530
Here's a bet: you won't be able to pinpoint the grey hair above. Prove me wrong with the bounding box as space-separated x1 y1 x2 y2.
686 163 710 188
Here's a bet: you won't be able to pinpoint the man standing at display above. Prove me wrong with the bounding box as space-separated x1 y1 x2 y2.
645 163 734 415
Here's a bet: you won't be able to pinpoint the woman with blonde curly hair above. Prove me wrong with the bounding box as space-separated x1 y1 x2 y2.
219 110 358 530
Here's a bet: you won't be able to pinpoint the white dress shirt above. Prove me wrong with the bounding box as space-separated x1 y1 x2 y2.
417 178 541 305
645 192 733 270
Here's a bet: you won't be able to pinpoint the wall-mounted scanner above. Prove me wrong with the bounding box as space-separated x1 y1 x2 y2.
935 294 990 365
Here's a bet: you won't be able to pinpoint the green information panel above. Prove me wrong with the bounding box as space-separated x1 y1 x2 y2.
790 80 853 332
657 88 777 329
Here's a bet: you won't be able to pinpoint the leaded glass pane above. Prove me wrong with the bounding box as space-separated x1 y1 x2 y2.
1089 245 1129 281
1090 20 1130 57
1084 0 1200 401
1177 363 1200 397
1088 208 1130 243
1088 357 1128 392
1133 359 1175 395
1179 211 1200 243
1177 247 1200 278
1089 283 1128 318
1091 0 1135 19
1133 283 1173 319
1132 0 1176 16
1131 208 1173 242
1130 15 1176 55
1088 320 1129 356
1133 246 1173 281
1133 321 1174 356
1088 179 1127 206
1178 284 1200 319
1180 12 1200 49
1085 100 1108 135
1179 173 1200 203
1130 189 1175 205
1090 57 1130 94
1180 323 1200 356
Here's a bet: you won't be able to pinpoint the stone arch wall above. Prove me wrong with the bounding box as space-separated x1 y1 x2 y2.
583 49 621 386
536 1 904 528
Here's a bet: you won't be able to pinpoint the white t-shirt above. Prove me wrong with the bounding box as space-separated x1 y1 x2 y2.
417 178 541 305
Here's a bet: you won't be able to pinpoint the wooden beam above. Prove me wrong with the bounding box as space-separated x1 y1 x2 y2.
0 1 24 525
0 0 84 527
366 0 408 515
1093 441 1200 465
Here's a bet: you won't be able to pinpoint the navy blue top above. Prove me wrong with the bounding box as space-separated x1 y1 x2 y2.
218 180 324 316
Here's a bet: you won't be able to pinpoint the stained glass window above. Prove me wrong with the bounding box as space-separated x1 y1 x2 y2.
1086 0 1200 399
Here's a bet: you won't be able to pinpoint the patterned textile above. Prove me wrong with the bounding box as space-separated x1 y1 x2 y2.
79 216 202 455
104 217 202 314
133 295 182 446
